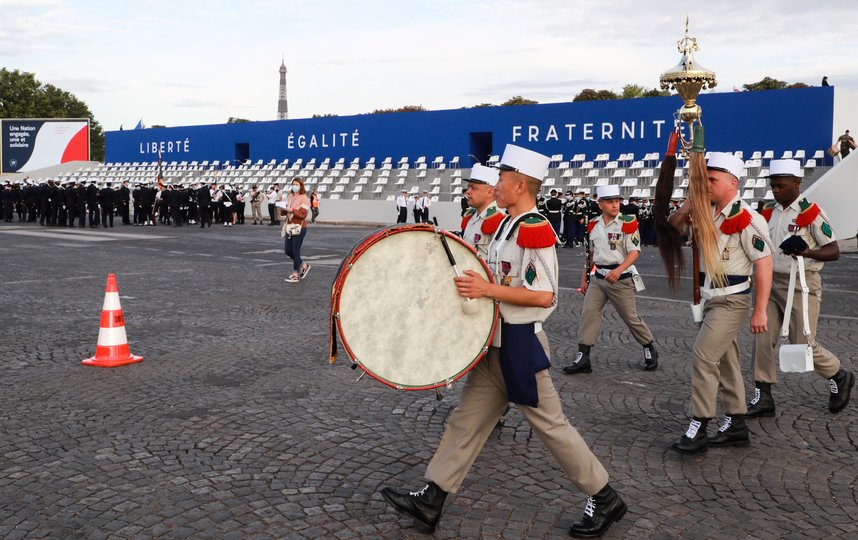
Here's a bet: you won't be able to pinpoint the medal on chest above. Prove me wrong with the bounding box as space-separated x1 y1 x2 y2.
608 232 621 250
721 246 730 261
501 261 512 286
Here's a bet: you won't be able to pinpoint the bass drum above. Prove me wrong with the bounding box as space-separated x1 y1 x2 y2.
331 224 497 390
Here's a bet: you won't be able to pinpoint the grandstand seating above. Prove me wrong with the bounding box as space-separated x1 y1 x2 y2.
18 148 831 205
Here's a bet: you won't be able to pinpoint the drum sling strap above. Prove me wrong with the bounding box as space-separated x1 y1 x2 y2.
492 212 552 407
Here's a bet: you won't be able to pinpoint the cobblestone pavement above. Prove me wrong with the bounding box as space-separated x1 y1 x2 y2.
1 222 856 539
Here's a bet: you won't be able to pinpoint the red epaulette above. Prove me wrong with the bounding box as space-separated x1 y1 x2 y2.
587 220 598 234
720 200 752 235
480 207 505 234
460 208 476 231
620 214 639 234
517 216 556 249
759 201 776 222
795 198 821 227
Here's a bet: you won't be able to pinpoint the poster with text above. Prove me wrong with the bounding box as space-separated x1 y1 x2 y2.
1 119 90 173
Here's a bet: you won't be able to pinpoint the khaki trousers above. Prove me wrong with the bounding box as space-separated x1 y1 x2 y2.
577 277 654 347
691 295 750 418
751 271 840 382
251 202 263 222
425 333 609 496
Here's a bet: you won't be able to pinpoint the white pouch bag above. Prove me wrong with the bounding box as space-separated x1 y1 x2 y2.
779 256 814 373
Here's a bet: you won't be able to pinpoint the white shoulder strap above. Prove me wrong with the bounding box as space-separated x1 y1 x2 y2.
781 256 811 339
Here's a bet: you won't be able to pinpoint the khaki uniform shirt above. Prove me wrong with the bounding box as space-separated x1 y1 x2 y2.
488 208 559 324
590 214 640 266
462 202 501 260
707 194 772 277
768 198 836 274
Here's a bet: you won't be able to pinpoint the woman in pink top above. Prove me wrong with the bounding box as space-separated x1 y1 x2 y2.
280 178 311 283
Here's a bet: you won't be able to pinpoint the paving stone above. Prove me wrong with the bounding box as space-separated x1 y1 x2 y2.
0 223 856 538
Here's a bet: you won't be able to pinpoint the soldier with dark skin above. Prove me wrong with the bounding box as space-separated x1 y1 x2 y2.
748 159 853 416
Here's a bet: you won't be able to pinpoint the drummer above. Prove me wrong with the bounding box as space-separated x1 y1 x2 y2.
380 144 628 539
460 163 505 259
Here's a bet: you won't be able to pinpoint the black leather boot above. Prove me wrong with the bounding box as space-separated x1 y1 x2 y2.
746 382 775 417
562 345 592 375
380 481 447 532
709 414 750 447
568 483 627 538
643 342 658 371
671 417 709 454
828 369 854 413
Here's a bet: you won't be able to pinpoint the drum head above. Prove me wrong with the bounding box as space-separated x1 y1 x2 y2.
335 226 496 390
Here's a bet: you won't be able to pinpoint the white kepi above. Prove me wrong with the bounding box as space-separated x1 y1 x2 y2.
596 184 622 200
466 163 499 186
706 152 744 180
498 144 550 181
767 159 802 178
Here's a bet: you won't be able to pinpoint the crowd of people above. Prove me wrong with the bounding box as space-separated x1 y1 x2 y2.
0 178 322 230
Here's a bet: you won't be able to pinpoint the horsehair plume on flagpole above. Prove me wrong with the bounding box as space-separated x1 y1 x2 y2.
688 123 727 288
654 129 683 292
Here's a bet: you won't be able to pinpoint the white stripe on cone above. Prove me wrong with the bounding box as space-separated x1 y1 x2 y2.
96 325 129 347
101 291 122 311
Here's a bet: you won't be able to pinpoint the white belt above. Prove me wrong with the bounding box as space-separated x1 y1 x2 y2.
496 318 542 334
700 280 750 300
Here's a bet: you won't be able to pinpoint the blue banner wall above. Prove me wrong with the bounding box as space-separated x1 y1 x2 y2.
105 87 833 166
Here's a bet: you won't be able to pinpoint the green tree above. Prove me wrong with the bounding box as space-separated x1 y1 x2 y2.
500 96 537 106
643 87 670 97
227 117 251 123
471 103 495 108
371 105 426 114
149 124 166 129
742 76 788 91
0 68 105 160
573 88 619 101
621 84 647 99
787 82 810 89
311 113 338 118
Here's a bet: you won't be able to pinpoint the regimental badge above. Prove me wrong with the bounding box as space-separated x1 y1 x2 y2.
524 261 537 285
821 222 832 238
722 247 730 261
752 234 765 252
631 232 639 247
501 261 511 276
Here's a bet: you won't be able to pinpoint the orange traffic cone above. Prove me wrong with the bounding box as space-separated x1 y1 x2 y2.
82 274 143 367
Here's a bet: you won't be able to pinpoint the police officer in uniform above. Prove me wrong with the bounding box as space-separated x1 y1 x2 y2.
748 159 853 416
380 144 627 538
119 181 131 224
99 182 115 227
667 152 773 453
460 163 505 259
75 181 88 227
86 180 100 227
564 184 658 374
544 188 563 238
65 180 77 227
562 191 576 247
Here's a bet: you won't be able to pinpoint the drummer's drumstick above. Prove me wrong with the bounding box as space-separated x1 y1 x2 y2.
437 232 480 315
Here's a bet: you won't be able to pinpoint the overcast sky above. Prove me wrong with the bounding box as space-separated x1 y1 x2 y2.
3 0 857 131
